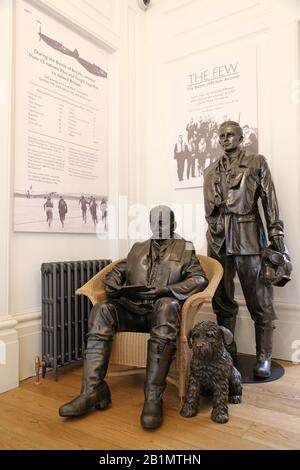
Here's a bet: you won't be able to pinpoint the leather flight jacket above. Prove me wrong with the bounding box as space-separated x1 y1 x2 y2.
104 237 208 311
203 151 284 255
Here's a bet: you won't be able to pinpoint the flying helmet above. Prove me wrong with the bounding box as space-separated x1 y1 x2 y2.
260 246 292 287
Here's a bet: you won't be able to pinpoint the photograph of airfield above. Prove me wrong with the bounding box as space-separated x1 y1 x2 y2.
14 190 108 234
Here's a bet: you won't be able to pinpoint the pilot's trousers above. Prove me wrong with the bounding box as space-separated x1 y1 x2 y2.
88 297 181 346
207 245 276 327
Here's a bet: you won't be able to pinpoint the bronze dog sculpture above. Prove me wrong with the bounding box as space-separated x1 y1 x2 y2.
181 321 242 423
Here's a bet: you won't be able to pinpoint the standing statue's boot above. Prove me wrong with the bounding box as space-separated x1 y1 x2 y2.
253 322 275 378
217 316 237 364
141 340 175 430
59 340 111 417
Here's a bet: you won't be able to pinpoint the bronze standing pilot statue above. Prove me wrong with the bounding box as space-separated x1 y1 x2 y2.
203 121 291 378
59 205 208 429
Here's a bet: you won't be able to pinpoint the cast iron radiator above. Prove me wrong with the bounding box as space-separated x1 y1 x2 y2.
41 259 111 379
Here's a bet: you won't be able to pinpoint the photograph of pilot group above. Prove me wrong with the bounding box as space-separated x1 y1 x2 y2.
173 116 257 187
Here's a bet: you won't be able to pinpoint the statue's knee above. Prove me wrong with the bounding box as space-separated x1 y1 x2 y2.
151 298 180 343
155 297 180 313
150 322 179 343
88 301 117 334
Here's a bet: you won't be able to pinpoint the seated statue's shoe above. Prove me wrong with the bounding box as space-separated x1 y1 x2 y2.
59 382 111 417
253 353 271 378
140 398 163 430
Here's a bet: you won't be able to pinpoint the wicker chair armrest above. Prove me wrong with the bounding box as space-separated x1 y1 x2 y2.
75 259 123 306
179 259 223 341
180 297 206 341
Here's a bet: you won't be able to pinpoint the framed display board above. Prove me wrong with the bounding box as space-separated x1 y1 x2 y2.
14 0 109 233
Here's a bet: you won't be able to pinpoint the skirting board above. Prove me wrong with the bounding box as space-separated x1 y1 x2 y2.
15 312 42 381
0 316 19 393
0 298 300 394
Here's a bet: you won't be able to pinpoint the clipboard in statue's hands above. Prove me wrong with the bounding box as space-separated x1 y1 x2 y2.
103 280 153 299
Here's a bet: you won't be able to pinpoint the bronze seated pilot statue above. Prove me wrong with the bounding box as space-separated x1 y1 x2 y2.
59 205 209 429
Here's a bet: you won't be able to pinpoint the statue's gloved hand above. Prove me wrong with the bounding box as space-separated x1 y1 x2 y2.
137 287 170 300
270 235 285 253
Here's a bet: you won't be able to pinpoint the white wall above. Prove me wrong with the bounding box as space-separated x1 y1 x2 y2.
144 0 300 359
0 0 146 391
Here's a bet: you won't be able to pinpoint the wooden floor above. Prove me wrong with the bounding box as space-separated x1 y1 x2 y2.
0 360 300 450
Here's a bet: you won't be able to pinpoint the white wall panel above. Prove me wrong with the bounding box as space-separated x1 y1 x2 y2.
145 0 300 359
38 0 120 50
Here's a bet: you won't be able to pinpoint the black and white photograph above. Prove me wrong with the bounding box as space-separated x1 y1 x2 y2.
170 47 258 189
14 0 109 233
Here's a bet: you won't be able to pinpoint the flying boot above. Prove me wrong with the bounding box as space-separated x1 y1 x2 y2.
140 340 175 430
59 340 111 417
253 321 275 378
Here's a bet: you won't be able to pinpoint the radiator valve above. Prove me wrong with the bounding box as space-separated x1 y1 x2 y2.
34 356 43 385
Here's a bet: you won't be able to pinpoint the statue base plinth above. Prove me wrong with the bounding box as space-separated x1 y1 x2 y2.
236 353 284 384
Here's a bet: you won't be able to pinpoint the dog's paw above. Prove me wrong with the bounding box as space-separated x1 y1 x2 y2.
211 409 229 424
180 403 198 418
228 395 242 404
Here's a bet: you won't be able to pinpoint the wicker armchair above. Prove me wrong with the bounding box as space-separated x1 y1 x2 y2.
76 255 223 402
